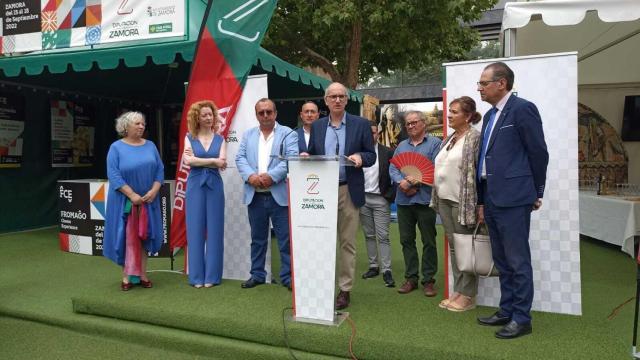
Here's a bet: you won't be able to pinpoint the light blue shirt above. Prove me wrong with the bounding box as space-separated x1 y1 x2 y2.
389 135 442 205
324 113 347 181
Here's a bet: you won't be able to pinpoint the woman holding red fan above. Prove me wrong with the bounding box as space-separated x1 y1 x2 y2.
431 96 482 312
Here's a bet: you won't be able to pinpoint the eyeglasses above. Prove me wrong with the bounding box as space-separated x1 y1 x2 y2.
405 121 421 128
257 110 274 116
302 110 318 114
477 79 501 87
326 94 347 102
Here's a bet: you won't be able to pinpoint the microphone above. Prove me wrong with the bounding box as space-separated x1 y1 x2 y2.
278 126 299 159
330 125 340 157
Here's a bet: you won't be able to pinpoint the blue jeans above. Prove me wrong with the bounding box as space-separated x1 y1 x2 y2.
247 192 291 286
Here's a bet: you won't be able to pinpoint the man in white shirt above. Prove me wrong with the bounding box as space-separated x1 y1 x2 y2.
360 124 396 287
235 98 299 290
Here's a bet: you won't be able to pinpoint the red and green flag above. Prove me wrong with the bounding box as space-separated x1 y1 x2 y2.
170 0 277 250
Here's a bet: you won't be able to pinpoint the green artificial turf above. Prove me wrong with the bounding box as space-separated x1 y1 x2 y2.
0 226 638 359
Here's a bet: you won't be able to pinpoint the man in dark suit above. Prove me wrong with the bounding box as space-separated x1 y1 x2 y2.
296 101 319 153
475 62 549 339
360 123 396 287
306 82 376 310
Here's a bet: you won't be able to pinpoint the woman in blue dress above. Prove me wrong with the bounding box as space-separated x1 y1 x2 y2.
183 100 226 288
103 111 164 291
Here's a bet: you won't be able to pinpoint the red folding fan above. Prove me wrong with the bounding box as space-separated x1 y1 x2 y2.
390 152 435 186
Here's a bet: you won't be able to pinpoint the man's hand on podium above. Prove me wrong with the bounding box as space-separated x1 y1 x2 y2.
347 153 362 168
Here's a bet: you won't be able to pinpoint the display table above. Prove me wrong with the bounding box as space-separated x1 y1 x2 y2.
57 179 174 257
579 190 640 257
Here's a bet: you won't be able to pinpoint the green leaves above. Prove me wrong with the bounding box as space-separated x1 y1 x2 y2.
262 0 498 87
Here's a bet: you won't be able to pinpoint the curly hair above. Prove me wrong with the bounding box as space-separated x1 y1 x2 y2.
187 100 220 136
114 111 145 137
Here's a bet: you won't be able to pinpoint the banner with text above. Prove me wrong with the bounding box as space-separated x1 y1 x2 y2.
1 0 184 54
51 100 95 167
0 92 25 168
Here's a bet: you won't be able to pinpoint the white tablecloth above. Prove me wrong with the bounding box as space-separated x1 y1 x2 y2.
579 191 640 257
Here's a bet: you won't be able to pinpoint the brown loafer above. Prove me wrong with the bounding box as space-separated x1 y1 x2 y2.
423 282 437 297
336 290 350 310
121 281 133 291
140 279 153 288
397 280 417 294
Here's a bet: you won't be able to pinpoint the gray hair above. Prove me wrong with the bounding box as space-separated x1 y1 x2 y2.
115 111 145 137
324 82 348 97
404 110 426 124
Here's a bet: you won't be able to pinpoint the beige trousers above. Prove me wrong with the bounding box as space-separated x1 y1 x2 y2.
337 185 360 291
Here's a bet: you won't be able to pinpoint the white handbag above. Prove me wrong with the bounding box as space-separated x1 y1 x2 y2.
453 224 499 277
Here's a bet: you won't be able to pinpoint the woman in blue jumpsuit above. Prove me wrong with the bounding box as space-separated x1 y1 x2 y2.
183 100 226 288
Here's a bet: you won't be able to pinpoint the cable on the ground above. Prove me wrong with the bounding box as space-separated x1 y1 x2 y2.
281 307 300 360
608 296 635 320
344 313 359 360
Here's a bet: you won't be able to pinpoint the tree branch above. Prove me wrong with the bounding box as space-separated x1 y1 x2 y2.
302 46 342 83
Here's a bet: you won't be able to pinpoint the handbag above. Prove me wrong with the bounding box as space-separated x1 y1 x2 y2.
453 223 499 277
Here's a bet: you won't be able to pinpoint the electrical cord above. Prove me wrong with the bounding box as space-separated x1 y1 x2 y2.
282 307 300 360
282 308 359 360
341 312 359 360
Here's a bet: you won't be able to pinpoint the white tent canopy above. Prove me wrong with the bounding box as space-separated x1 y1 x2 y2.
499 0 640 184
502 0 640 30
500 0 640 84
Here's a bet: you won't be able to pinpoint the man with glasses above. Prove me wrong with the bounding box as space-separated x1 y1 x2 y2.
389 111 442 297
306 82 376 310
297 101 320 153
475 62 548 339
235 98 299 290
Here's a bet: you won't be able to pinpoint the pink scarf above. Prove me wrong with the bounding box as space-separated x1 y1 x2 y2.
123 204 148 276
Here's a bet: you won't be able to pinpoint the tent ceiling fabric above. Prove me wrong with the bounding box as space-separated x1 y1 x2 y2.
0 44 364 100
502 0 640 30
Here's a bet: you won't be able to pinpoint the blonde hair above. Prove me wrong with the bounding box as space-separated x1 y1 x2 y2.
187 100 219 136
115 111 145 137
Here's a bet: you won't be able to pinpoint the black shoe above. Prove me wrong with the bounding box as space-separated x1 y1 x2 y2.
241 278 264 289
477 311 511 326
362 267 380 279
283 282 292 291
382 270 395 287
495 320 532 339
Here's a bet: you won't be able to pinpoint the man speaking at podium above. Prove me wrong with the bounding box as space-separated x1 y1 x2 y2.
306 82 376 310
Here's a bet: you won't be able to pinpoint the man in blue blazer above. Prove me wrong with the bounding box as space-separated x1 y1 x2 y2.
306 82 376 310
475 62 549 339
296 101 319 153
236 98 299 290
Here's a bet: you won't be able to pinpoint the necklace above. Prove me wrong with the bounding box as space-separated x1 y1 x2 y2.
446 128 469 151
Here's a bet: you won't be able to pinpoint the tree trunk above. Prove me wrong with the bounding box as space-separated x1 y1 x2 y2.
343 19 362 89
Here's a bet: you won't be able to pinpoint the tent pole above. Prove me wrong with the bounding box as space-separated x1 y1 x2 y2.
634 237 640 358
503 28 516 57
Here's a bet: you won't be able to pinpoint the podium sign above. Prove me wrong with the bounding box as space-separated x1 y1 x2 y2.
288 157 339 324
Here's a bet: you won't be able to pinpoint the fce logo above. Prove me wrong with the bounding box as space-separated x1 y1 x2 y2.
59 186 73 203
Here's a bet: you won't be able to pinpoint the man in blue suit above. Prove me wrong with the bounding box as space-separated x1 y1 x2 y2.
306 82 376 310
296 101 319 153
236 98 299 290
475 62 549 339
